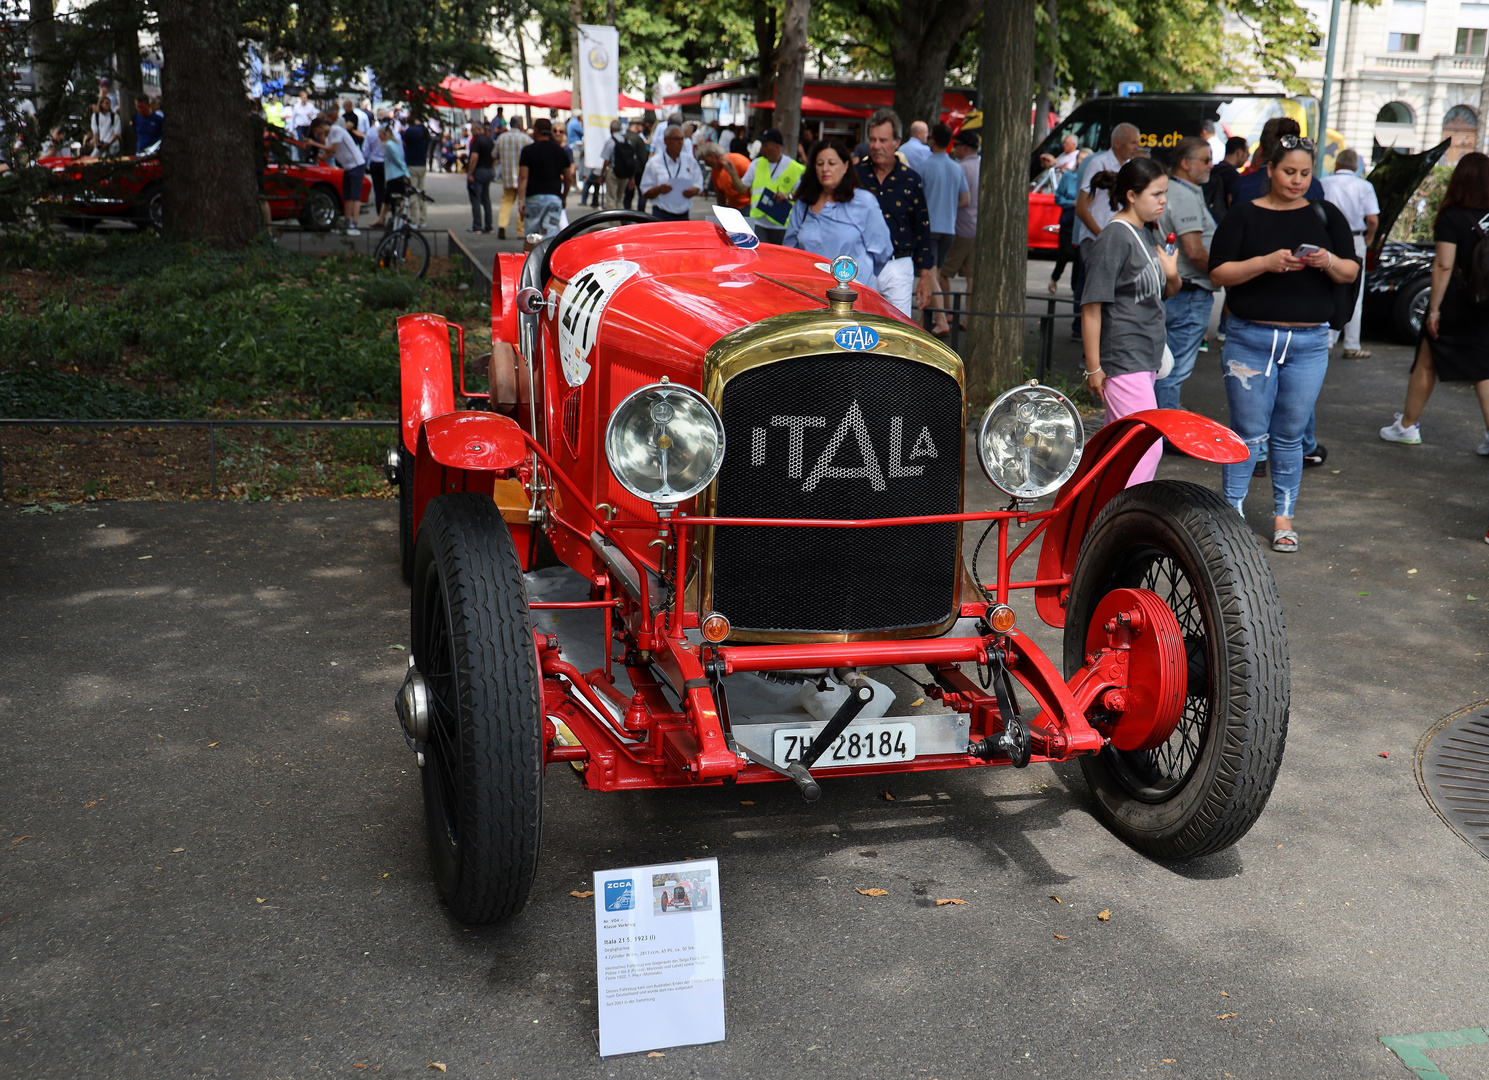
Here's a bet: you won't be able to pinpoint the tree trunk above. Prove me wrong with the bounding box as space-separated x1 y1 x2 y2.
1033 0 1057 143
891 0 983 132
156 0 260 246
753 0 777 132
772 0 810 157
964 0 1035 403
110 0 144 155
518 26 532 125
29 0 56 121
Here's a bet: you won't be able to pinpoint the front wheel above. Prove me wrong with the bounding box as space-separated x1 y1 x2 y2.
376 228 430 278
299 186 340 231
410 494 543 924
1393 274 1431 343
1064 480 1288 859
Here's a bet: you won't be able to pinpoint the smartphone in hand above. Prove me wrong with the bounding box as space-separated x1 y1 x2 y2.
1292 243 1322 258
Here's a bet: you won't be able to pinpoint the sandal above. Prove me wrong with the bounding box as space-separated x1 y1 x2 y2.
1272 529 1299 553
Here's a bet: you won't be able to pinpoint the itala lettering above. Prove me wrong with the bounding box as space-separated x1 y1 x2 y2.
755 401 937 490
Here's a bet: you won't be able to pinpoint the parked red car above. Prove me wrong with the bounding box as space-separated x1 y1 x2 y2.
39 132 369 231
389 210 1289 926
1027 166 1063 252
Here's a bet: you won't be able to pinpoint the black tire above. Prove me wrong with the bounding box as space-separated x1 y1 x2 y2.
141 184 164 232
376 228 430 278
410 494 543 924
397 443 415 583
299 186 340 231
1064 480 1288 859
1393 274 1432 343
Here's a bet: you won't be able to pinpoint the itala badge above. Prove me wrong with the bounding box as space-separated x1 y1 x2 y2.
833 325 879 351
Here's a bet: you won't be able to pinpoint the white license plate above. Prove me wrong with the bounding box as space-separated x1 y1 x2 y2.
773 722 917 769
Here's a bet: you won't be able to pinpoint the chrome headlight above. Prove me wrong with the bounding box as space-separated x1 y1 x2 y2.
604 381 725 510
976 383 1083 499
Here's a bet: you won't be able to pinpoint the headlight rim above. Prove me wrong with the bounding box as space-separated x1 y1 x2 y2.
603 381 726 506
976 382 1085 500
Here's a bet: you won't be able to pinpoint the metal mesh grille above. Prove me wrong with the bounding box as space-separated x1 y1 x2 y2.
711 353 962 634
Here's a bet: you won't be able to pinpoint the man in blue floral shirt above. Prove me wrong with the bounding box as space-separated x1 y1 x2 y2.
855 108 935 317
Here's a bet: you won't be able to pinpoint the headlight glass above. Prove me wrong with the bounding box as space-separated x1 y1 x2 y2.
976 384 1083 499
604 382 725 506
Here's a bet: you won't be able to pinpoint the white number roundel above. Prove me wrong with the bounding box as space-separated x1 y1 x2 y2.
556 260 640 386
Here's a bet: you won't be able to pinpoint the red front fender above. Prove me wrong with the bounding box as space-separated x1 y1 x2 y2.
411 411 529 540
1033 410 1247 627
397 313 456 453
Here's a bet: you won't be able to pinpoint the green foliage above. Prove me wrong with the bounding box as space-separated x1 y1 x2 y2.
1390 164 1455 244
0 234 451 419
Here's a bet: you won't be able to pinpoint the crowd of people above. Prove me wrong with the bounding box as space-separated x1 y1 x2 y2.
1066 113 1489 552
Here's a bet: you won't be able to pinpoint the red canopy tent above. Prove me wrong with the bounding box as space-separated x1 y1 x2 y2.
750 95 872 119
524 88 653 111
435 77 532 109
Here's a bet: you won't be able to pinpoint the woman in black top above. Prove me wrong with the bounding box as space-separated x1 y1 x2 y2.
1378 152 1489 453
1209 135 1359 552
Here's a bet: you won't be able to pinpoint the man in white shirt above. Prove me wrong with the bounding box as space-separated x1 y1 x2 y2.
651 112 680 159
1320 148 1381 359
900 120 931 171
1052 134 1079 172
307 116 367 234
1070 121 1140 336
640 125 702 220
1202 120 1227 170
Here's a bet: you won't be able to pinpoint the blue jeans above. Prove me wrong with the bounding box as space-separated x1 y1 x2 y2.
523 194 562 239
1220 318 1330 519
1155 287 1215 410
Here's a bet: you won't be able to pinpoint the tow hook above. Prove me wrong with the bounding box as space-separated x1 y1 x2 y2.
395 656 430 758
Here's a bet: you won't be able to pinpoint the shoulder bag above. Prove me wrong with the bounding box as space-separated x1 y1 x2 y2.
1310 200 1363 331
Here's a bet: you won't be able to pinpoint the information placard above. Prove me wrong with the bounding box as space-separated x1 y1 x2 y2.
593 858 725 1057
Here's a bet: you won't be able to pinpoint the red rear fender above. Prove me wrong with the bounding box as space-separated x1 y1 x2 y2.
397 313 456 453
1033 410 1247 628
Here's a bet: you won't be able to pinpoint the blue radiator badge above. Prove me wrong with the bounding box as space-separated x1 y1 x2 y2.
833 325 879 351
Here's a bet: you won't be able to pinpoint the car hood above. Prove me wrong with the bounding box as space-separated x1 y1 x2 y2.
1367 138 1451 250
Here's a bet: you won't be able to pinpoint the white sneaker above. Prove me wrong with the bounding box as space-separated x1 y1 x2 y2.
1380 414 1421 444
346 227 361 236
1477 432 1489 456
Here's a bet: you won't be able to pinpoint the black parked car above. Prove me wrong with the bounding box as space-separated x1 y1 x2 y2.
1363 140 1452 342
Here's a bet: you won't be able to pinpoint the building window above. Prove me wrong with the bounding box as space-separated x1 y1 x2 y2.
1456 27 1488 54
1377 102 1416 125
1388 32 1421 51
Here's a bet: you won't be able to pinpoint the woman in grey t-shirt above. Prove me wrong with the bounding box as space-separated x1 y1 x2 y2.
1079 157 1180 485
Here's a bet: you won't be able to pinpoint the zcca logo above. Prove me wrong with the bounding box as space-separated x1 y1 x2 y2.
604 879 634 911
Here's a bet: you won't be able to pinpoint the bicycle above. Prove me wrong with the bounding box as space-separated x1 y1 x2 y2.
374 186 434 278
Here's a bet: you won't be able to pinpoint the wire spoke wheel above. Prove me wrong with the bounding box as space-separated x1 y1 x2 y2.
1064 480 1289 859
410 494 543 924
376 227 430 278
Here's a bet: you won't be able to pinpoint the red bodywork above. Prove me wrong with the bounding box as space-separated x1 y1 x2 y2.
39 133 370 226
1027 169 1063 251
397 220 1248 791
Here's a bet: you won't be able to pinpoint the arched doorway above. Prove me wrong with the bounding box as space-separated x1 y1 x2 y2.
1373 101 1417 161
1443 104 1478 162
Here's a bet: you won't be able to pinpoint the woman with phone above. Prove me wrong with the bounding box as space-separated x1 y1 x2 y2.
1378 152 1489 455
1080 157 1181 487
1208 134 1358 552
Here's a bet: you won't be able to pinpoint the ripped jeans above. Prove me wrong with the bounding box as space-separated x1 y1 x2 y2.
1219 317 1330 519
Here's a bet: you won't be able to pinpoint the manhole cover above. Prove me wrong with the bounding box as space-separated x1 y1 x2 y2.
1417 702 1489 860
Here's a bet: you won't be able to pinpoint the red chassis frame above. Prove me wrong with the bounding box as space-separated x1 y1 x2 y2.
399 328 1249 792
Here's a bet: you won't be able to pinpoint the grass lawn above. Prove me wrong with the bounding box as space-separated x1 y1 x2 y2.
0 233 489 503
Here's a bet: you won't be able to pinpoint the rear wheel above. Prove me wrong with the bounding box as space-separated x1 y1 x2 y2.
410 494 543 924
376 227 430 278
1064 480 1288 859
299 186 340 231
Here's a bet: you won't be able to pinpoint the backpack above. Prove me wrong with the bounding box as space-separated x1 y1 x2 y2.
1310 201 1362 332
1457 211 1489 308
611 135 636 179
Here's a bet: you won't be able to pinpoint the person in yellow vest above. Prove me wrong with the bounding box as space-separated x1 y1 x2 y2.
745 127 805 245
265 97 286 130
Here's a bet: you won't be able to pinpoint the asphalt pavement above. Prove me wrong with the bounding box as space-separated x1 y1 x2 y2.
5 271 1489 1080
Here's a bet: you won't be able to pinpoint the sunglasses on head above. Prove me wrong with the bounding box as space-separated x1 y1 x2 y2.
1278 134 1316 151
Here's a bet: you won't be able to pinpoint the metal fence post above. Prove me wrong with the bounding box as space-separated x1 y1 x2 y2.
208 423 217 498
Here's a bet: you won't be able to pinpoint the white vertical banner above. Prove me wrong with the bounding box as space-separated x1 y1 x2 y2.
578 23 619 171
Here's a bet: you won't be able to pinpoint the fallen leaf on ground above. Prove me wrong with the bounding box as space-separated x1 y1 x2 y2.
137 555 152 560
647 1052 665 1058
880 791 895 801
570 890 594 898
1049 895 1062 903
738 800 755 805
935 898 967 906
1469 595 1480 601
172 847 184 853
353 1065 368 1070
1379 751 1389 758
1162 1059 1176 1064
207 742 219 747
1096 909 1111 921
857 888 889 897
1053 933 1068 940
83 799 101 808
1220 991 1230 997
1217 1013 1237 1020
256 897 266 903
1407 568 1418 574
11 836 27 844
427 1065 447 1073
909 697 925 707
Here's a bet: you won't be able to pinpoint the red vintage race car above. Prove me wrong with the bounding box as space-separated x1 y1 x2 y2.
38 132 368 231
389 210 1289 926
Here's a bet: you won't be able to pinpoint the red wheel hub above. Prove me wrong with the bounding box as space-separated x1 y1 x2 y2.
1084 588 1188 752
